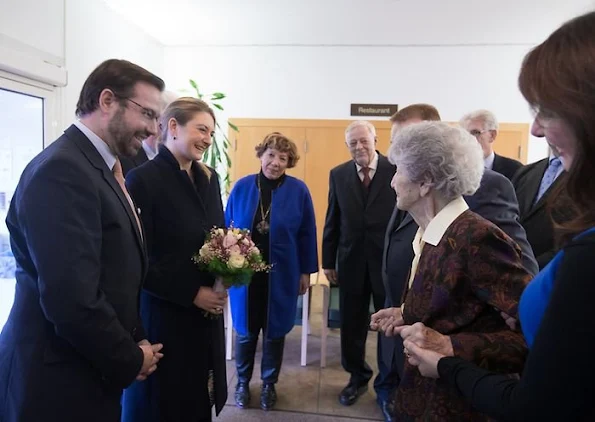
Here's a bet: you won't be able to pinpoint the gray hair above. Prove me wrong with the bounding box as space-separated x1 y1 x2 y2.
160 90 179 112
389 121 484 200
345 120 377 138
459 109 499 131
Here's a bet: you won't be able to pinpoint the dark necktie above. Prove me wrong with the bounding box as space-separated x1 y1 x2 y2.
113 158 143 240
361 167 371 189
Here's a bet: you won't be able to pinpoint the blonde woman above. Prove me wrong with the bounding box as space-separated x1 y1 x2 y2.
122 97 227 422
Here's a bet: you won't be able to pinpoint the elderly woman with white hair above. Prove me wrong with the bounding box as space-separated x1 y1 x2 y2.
371 122 531 421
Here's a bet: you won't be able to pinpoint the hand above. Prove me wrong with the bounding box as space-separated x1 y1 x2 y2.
500 311 517 331
299 274 310 295
370 307 403 335
323 269 338 285
193 286 227 315
395 322 454 356
403 339 444 379
137 342 164 381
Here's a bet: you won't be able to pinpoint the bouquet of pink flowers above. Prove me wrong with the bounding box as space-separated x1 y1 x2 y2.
193 225 271 293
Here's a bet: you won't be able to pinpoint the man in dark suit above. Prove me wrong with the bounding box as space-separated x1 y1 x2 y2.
377 104 537 407
513 144 567 269
121 90 178 176
460 109 523 180
0 59 166 422
322 121 396 418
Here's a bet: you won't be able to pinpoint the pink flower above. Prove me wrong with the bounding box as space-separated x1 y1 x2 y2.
223 231 238 248
229 244 241 255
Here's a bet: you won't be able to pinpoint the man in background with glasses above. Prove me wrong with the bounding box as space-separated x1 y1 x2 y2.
120 90 179 176
460 109 523 180
0 59 165 422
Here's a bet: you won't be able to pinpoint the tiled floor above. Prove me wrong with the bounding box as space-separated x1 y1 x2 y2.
218 284 384 421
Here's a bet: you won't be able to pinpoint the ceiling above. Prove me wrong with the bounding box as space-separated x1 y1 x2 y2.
101 0 595 46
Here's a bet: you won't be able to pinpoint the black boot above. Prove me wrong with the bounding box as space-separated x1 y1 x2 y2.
234 382 251 409
235 333 258 408
260 383 277 411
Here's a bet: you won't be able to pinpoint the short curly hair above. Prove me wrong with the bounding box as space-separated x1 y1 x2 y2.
389 121 484 201
255 132 300 168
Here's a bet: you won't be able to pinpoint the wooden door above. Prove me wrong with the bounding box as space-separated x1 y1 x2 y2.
492 124 529 163
229 123 306 183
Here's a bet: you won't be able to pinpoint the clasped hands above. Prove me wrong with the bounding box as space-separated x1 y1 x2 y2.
137 340 164 381
370 307 454 378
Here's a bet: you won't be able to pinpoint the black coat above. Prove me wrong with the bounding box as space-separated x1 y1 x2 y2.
492 153 523 181
121 147 149 177
322 153 396 295
0 125 146 422
121 145 227 421
513 158 569 269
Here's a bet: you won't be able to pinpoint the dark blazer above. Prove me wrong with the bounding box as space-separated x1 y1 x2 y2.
0 125 146 422
121 145 227 421
492 153 523 181
395 210 530 421
380 169 537 379
121 147 149 177
513 158 568 269
322 153 396 295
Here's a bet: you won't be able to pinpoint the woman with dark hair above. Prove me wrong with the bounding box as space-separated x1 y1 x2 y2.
122 97 227 422
401 11 595 421
226 132 318 411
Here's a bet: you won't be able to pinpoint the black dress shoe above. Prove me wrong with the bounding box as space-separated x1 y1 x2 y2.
339 382 368 406
234 382 251 409
260 383 277 411
378 398 395 422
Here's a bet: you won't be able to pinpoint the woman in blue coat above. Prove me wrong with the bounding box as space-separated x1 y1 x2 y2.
226 132 318 411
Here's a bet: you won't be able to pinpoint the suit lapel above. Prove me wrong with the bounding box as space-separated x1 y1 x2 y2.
349 162 365 206
66 125 147 263
366 154 391 206
524 171 565 221
396 212 415 231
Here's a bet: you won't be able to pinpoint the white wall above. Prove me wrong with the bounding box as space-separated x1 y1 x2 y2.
163 1 595 164
63 0 165 125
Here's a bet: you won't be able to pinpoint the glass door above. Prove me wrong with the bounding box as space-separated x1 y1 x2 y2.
0 76 58 331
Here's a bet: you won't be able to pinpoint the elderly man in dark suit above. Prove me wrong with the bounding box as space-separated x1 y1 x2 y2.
513 142 568 269
376 105 537 417
460 109 523 180
0 59 165 422
322 120 396 419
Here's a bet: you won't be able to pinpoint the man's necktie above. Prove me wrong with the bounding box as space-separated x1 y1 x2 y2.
113 158 143 240
535 157 562 204
361 167 371 189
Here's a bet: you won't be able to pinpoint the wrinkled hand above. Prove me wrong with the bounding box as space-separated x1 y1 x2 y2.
370 307 404 335
193 286 227 315
395 322 454 357
299 274 310 295
500 311 517 331
403 339 444 379
323 269 338 285
137 342 164 381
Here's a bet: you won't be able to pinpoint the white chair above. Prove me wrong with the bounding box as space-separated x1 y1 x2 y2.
300 272 319 366
319 273 331 368
224 272 319 364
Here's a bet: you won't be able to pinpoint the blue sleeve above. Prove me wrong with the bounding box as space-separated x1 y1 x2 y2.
298 185 319 274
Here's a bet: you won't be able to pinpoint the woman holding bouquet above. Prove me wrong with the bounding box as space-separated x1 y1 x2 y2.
121 97 227 422
226 132 319 411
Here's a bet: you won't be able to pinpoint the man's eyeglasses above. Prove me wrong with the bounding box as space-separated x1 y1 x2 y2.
121 97 158 122
469 129 490 138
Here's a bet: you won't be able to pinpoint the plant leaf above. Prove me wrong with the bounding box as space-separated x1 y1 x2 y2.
212 103 224 111
228 122 239 132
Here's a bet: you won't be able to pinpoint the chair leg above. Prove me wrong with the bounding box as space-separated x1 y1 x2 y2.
225 296 233 360
300 287 309 366
321 285 329 368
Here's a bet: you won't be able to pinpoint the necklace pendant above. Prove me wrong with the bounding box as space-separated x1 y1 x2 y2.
256 220 270 235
